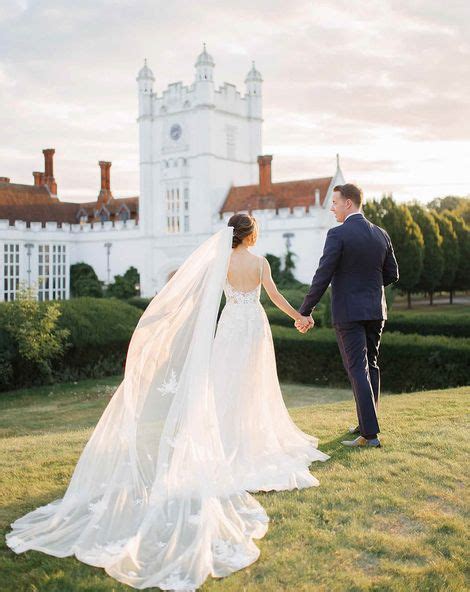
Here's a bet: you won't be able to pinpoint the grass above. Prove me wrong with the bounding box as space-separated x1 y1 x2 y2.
1 377 469 591
393 303 469 314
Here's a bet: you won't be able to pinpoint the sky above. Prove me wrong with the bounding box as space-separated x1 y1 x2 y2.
1 0 469 204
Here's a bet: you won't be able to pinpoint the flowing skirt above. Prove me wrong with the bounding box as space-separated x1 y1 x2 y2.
212 301 329 492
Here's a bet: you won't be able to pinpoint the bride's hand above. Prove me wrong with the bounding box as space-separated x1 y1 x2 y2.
294 315 314 333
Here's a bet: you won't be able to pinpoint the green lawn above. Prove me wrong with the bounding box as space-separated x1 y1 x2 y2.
393 303 469 314
1 378 469 591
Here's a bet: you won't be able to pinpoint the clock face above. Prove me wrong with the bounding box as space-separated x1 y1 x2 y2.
170 123 182 141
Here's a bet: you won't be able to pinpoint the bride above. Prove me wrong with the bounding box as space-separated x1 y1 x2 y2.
6 214 329 590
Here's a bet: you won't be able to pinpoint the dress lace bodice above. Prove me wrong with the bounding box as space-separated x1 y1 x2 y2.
224 280 261 305
224 256 263 305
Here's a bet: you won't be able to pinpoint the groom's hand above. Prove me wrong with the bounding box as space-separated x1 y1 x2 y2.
294 315 314 333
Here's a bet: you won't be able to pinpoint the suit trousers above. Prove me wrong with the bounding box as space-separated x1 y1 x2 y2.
334 320 384 439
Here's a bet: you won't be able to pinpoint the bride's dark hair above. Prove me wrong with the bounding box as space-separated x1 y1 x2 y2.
227 213 258 248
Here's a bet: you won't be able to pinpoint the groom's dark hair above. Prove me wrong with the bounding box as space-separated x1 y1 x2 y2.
333 183 363 207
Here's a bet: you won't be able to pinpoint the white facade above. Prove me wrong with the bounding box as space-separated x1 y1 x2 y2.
0 47 343 302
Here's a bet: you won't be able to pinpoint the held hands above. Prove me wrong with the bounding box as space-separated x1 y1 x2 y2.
294 315 314 334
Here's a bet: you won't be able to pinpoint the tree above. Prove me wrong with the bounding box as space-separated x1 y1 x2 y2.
443 212 470 294
363 199 382 226
70 262 103 297
453 200 470 225
264 251 302 288
432 212 459 303
428 195 470 225
366 197 424 308
282 249 297 283
408 204 443 305
3 285 70 381
106 266 141 300
427 195 465 213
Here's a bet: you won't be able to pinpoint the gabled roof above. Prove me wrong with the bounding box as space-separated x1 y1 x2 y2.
220 177 333 213
0 180 139 226
0 181 59 206
0 201 83 225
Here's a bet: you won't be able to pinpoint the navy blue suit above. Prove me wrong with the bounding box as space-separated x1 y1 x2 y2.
299 213 399 438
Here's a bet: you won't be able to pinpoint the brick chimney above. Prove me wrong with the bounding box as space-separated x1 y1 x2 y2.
98 161 113 204
258 155 273 195
42 148 57 195
0 177 10 183
32 171 45 186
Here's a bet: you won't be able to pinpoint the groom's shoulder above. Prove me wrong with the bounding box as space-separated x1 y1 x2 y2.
326 224 343 237
372 221 392 243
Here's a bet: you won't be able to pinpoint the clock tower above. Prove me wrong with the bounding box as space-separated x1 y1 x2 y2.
136 47 263 290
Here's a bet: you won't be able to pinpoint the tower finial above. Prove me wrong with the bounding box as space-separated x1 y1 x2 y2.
336 153 340 168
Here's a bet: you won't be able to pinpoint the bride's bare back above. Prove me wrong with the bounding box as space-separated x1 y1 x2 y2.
227 249 263 292
226 246 305 327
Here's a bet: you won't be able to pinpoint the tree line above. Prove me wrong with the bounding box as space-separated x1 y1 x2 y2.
364 195 470 306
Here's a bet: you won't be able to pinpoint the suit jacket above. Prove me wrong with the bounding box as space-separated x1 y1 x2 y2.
299 213 399 324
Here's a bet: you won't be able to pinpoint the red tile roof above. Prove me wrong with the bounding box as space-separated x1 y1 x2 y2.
221 177 333 213
0 202 83 225
0 180 139 226
0 182 59 205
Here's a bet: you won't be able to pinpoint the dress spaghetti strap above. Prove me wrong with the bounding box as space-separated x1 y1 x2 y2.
259 256 263 283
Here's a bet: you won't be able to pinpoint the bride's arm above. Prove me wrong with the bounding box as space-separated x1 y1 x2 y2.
261 258 303 322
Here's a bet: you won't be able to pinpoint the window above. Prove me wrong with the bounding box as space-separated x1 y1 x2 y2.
52 244 67 300
166 187 179 233
38 244 50 301
166 184 190 233
97 207 109 222
3 243 20 301
38 244 67 301
118 206 130 221
77 208 88 224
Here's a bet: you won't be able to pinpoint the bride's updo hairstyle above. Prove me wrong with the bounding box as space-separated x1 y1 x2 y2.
228 213 258 248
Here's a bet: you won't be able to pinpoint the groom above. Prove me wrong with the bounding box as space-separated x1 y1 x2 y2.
295 183 399 448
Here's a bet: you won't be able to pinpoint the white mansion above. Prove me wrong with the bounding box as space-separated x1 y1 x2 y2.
0 46 344 302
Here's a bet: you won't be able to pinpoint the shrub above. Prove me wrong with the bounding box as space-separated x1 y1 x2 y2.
126 296 152 311
0 297 141 391
386 312 470 338
272 326 470 392
106 267 141 300
0 327 15 389
70 262 103 297
0 286 70 384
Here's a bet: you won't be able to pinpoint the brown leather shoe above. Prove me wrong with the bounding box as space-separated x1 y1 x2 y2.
341 436 381 448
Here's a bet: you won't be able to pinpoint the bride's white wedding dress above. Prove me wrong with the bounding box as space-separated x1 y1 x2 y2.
214 266 329 493
6 228 329 590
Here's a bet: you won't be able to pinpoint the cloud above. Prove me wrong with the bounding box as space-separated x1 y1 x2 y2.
0 0 469 203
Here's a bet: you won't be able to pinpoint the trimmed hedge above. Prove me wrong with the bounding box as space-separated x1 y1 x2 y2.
272 326 470 392
265 308 470 338
54 298 142 382
0 298 142 391
126 296 152 311
386 311 470 338
1 296 469 393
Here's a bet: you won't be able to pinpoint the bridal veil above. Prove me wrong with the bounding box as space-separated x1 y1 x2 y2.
6 227 269 590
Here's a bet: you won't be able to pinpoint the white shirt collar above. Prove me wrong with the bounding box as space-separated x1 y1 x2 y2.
344 211 364 222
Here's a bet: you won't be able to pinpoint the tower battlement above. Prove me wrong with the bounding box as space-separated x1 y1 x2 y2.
0 218 139 234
